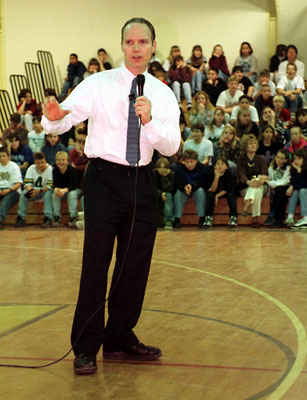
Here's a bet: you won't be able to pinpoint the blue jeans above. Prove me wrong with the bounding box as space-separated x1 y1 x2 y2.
52 188 82 218
0 191 19 222
288 188 307 216
191 71 204 94
284 95 303 113
163 192 174 223
174 188 206 218
18 189 53 219
171 81 192 105
60 76 83 97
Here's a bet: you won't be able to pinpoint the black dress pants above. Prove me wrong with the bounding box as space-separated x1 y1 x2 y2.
71 159 159 356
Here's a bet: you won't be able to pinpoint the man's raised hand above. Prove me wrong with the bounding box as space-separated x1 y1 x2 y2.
42 96 70 121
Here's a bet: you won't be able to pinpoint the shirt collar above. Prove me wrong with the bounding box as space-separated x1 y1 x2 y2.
120 65 149 86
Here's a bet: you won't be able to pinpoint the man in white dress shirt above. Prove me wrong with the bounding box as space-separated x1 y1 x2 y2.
42 17 180 375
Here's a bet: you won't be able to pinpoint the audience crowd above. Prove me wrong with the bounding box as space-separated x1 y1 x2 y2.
0 42 306 230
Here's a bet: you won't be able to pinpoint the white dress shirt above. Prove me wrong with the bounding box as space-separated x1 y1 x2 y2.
42 66 181 166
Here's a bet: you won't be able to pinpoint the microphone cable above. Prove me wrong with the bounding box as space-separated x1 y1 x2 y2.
0 77 146 370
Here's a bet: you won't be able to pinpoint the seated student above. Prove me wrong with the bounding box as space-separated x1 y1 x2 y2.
255 85 274 117
234 109 259 139
260 106 277 133
52 151 81 228
272 96 291 143
83 58 101 79
204 108 226 143
59 53 86 98
69 134 89 188
172 149 206 228
231 95 259 124
8 133 34 178
216 75 244 121
203 68 227 106
97 48 112 71
237 134 268 228
203 156 238 228
263 149 290 228
296 109 307 137
153 69 168 85
17 89 38 132
183 123 213 165
216 125 241 174
277 62 304 116
209 44 230 82
41 132 67 166
284 126 307 159
252 69 276 101
148 61 164 76
187 45 207 94
232 66 254 98
28 117 46 153
270 44 287 82
189 91 215 128
286 149 307 228
15 152 53 228
257 125 283 165
1 113 21 146
277 44 305 83
168 55 192 110
163 45 182 72
153 157 175 230
233 42 259 84
0 147 22 229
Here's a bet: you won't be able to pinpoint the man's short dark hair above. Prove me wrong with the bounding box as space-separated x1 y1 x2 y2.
121 18 156 43
239 95 251 103
10 113 21 124
70 53 78 58
232 66 243 74
191 123 204 133
287 44 298 55
33 151 46 161
0 146 10 156
182 150 198 160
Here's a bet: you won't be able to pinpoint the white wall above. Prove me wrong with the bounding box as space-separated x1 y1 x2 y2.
279 0 307 69
2 0 270 95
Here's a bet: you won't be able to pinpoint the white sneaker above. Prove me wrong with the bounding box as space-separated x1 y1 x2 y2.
76 220 84 230
292 217 307 228
286 217 295 228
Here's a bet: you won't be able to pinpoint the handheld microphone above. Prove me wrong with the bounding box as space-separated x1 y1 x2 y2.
136 74 145 97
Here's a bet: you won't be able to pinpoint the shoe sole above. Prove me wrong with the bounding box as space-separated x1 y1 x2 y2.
103 350 162 361
74 366 97 375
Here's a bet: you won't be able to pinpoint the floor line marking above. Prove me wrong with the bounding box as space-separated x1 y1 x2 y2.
153 259 307 400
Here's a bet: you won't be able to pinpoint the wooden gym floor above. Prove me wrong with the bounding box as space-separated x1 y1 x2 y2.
0 226 306 400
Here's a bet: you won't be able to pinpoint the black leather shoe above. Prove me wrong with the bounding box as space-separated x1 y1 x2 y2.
74 353 97 375
103 343 162 361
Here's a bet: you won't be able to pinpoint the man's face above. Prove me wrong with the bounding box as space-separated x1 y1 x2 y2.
290 128 301 144
239 99 250 110
228 81 238 92
121 23 156 75
262 87 271 99
56 155 69 169
35 158 47 172
287 48 296 62
207 70 218 81
259 75 269 85
234 70 243 80
184 158 198 171
286 65 296 79
70 56 78 65
0 152 9 166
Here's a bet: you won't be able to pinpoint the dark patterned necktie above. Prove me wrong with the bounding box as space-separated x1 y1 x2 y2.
126 78 140 166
